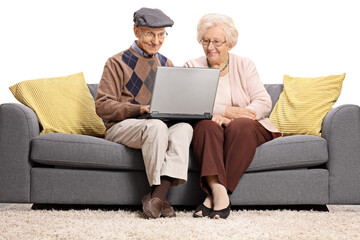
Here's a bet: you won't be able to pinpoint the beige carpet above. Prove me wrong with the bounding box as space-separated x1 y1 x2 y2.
1 204 360 240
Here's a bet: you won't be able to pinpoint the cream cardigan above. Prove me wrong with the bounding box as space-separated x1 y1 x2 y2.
184 53 281 137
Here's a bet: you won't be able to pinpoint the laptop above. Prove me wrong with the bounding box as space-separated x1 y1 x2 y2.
139 66 220 120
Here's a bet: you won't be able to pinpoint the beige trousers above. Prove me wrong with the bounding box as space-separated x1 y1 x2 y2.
105 119 193 187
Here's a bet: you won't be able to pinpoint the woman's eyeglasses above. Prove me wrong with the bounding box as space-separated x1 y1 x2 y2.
200 38 226 47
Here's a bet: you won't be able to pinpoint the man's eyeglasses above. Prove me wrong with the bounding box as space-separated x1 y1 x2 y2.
139 28 168 39
200 38 226 47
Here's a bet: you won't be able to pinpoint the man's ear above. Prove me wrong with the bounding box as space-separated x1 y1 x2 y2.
134 26 140 38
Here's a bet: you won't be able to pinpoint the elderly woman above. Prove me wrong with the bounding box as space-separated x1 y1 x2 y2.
185 13 281 219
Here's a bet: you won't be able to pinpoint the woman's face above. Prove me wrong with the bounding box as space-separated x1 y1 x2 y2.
202 26 232 66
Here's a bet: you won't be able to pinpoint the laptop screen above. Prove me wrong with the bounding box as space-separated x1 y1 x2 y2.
148 66 220 119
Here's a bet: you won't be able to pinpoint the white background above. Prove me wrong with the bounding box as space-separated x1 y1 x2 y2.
1 0 359 107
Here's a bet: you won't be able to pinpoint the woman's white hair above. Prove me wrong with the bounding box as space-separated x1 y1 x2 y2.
197 13 238 48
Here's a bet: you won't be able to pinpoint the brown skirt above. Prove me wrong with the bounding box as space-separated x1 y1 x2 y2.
192 118 273 194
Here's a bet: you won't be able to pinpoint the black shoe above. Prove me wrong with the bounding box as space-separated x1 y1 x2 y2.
209 202 231 219
193 203 212 218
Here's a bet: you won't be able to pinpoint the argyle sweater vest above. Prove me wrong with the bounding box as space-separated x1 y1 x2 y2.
96 47 174 128
122 48 171 105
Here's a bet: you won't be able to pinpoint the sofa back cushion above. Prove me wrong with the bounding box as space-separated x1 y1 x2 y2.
87 84 98 101
263 84 284 117
87 83 284 117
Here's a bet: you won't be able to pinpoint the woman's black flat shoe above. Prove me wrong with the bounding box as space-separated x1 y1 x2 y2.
193 203 212 218
209 202 231 219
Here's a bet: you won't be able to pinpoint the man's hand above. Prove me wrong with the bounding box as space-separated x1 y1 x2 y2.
225 106 256 120
212 114 232 126
140 105 150 115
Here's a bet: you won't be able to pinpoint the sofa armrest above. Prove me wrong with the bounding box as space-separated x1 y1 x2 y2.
322 104 360 204
0 103 40 202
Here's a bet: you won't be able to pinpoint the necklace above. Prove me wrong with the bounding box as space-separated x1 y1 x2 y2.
207 58 229 72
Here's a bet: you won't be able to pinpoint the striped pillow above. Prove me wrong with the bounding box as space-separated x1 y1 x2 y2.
269 73 345 136
9 72 106 137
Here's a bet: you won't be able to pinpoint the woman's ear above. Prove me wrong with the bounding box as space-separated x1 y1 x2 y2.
226 42 234 51
226 41 234 51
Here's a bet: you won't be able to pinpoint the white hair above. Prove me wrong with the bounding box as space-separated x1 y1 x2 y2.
197 13 238 48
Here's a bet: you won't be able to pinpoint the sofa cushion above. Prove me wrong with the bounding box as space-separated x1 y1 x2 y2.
31 133 327 173
247 135 328 172
31 133 145 170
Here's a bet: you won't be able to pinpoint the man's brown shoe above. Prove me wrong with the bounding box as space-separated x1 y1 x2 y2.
142 193 163 219
161 201 176 218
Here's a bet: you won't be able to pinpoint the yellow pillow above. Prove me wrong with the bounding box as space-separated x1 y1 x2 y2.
269 73 345 136
9 72 106 137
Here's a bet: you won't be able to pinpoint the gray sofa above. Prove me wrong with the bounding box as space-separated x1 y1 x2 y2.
1 84 360 207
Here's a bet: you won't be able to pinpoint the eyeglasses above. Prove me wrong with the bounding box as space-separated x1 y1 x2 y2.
200 38 226 47
139 27 168 39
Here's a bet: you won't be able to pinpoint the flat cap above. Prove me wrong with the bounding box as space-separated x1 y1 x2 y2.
133 7 174 28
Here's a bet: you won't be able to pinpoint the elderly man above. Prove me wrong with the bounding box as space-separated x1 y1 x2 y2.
95 8 193 219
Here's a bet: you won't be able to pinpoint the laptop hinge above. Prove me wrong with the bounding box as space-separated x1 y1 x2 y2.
204 112 211 119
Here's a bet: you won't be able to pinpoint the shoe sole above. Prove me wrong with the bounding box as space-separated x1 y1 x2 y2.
143 207 159 219
161 212 176 218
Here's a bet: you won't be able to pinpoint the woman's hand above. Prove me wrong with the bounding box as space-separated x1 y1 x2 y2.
225 106 257 120
212 114 232 126
140 105 150 115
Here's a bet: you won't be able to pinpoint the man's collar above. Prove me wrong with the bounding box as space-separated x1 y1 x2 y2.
131 41 157 58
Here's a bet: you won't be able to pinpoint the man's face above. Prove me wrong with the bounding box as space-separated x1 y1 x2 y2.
134 26 166 56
